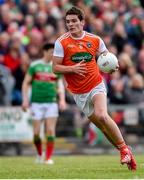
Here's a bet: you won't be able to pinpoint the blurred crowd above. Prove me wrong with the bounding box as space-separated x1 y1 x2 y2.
0 0 144 107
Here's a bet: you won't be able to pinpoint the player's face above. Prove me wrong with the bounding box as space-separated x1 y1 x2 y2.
66 15 84 36
44 48 53 62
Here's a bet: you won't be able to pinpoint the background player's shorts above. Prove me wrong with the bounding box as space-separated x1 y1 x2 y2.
73 81 107 117
30 103 58 120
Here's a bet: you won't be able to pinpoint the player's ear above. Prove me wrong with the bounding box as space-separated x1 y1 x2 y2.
81 20 85 26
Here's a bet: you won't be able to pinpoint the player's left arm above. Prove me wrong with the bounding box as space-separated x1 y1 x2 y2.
57 78 67 111
98 37 119 72
97 37 109 55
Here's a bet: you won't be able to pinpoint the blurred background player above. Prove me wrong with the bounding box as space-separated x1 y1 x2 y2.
22 43 66 165
52 6 137 170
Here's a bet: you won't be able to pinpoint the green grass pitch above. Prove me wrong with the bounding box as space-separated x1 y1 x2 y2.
0 155 144 179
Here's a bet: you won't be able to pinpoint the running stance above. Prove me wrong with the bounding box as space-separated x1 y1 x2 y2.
52 6 137 170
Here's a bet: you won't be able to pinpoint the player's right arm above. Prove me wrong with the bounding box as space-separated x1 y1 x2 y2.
52 40 87 77
22 73 32 111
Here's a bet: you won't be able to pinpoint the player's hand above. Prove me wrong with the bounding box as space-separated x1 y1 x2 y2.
109 65 119 74
59 100 67 111
22 100 29 112
73 60 87 77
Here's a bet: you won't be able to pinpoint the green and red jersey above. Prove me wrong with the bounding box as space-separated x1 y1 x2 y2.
28 59 60 103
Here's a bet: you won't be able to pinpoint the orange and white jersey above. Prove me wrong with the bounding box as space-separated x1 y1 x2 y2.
53 31 108 94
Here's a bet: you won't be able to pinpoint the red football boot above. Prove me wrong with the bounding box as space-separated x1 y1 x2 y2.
120 146 137 171
127 147 137 171
120 146 131 164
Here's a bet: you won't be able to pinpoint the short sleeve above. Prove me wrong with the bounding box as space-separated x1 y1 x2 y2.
98 37 108 53
28 64 34 76
53 39 64 57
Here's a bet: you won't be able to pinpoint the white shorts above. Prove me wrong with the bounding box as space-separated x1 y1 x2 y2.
30 103 58 120
73 81 107 117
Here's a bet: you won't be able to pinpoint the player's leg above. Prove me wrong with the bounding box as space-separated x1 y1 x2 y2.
44 117 57 164
89 93 137 170
44 103 58 164
33 120 42 157
72 83 137 171
31 103 43 163
92 119 119 149
90 93 125 147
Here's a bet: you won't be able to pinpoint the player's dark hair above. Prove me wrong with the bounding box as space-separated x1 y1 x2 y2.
66 6 85 21
42 43 54 51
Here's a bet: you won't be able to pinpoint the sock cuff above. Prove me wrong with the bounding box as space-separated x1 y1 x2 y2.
117 141 126 149
46 136 55 142
33 135 41 144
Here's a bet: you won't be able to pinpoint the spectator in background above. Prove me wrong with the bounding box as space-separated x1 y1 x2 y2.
0 4 11 32
26 1 38 17
125 2 144 50
123 43 137 62
0 64 15 105
118 52 133 78
43 24 56 42
123 73 144 104
112 22 128 54
12 52 30 105
35 11 48 32
0 32 11 52
25 29 43 60
108 71 127 104
127 64 137 78
20 14 35 37
0 32 10 57
3 45 21 73
10 32 25 54
26 44 42 61
108 52 134 104
137 49 144 76
90 18 105 36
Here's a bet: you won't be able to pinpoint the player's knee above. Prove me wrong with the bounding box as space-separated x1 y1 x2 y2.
46 128 55 135
94 111 108 124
